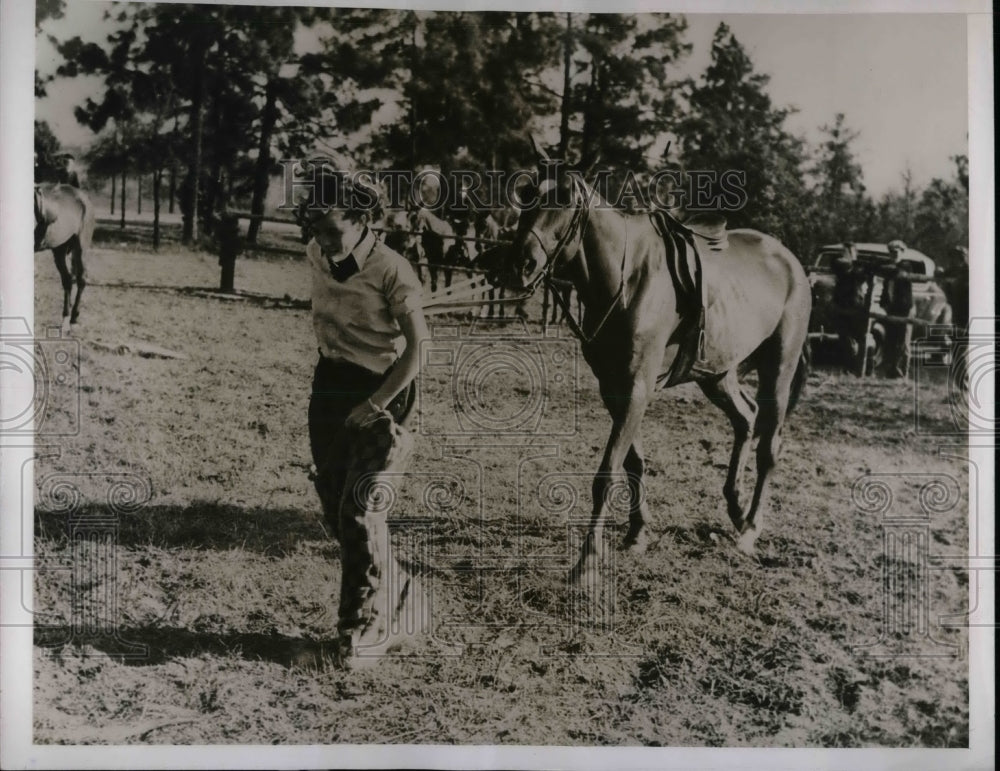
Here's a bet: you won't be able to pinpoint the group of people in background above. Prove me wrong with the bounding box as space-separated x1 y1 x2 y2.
831 238 970 383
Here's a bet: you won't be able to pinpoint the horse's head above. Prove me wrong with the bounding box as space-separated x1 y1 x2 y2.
504 137 590 291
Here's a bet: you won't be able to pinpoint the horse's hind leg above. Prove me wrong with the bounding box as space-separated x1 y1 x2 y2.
52 245 73 329
698 371 757 533
69 239 86 325
740 338 798 553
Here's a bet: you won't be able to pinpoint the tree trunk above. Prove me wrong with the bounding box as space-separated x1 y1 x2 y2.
168 165 176 214
558 13 573 158
110 173 116 215
137 174 142 215
152 169 162 250
204 80 226 235
220 258 235 294
409 14 418 171
581 56 601 166
119 168 126 229
247 77 279 245
184 42 206 244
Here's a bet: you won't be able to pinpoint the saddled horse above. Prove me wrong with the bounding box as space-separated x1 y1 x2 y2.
34 183 95 329
499 144 811 585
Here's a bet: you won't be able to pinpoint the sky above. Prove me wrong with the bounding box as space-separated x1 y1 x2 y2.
34 3 969 199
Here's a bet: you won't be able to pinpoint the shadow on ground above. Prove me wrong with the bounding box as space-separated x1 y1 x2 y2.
34 625 338 669
35 501 327 556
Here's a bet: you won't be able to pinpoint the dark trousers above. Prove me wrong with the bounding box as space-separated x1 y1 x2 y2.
881 307 913 379
308 356 414 478
309 356 416 540
308 356 416 634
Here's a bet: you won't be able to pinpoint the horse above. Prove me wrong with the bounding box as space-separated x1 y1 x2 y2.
499 144 811 586
412 206 457 293
444 214 475 288
377 205 415 257
473 206 528 320
34 183 95 330
473 210 506 318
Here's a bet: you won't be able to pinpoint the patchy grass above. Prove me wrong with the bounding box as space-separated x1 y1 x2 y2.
31 239 969 746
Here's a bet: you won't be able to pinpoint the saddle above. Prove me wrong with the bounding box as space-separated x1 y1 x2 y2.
648 208 728 388
668 208 729 251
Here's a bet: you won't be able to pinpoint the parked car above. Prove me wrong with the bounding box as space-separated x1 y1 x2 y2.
806 242 952 369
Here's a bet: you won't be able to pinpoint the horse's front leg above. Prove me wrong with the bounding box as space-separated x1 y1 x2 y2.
52 246 73 330
622 438 651 553
571 377 650 585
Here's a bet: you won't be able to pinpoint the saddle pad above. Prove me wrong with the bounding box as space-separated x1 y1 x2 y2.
649 209 712 388
670 209 729 251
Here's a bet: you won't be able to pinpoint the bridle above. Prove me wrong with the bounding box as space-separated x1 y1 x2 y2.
521 175 628 346
522 175 590 293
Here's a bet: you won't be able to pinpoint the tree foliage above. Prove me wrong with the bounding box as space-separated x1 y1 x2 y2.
43 9 965 266
676 22 811 255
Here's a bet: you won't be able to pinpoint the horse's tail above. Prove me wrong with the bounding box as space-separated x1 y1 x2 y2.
787 342 810 414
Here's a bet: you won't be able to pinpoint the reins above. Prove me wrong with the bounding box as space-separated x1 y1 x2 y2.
529 176 630 346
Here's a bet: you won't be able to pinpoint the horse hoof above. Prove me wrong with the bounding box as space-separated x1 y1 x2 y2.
735 528 758 556
621 528 649 554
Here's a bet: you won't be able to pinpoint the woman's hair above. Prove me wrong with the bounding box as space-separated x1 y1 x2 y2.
301 166 384 223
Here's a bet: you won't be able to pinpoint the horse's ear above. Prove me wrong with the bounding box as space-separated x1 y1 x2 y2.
530 135 551 165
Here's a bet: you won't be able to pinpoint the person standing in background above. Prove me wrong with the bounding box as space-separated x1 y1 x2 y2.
880 240 914 379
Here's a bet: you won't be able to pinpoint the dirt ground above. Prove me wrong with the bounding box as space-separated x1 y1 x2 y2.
29 234 971 746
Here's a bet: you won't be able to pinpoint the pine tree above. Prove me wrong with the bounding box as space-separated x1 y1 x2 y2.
676 22 811 256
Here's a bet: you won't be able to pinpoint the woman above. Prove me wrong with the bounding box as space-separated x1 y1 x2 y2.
301 171 429 668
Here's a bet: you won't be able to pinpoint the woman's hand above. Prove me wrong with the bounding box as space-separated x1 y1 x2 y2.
345 398 381 430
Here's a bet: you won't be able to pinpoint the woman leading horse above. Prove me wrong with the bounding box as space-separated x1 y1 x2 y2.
500 143 811 585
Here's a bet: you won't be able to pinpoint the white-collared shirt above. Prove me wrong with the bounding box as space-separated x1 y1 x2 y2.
307 228 423 374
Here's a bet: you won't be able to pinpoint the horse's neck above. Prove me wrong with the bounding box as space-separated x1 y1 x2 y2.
572 206 628 303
